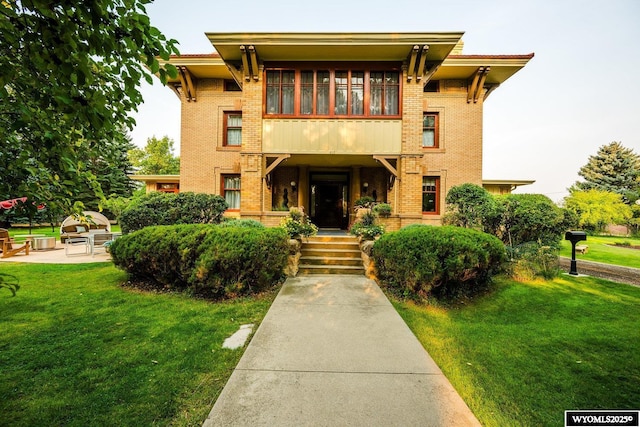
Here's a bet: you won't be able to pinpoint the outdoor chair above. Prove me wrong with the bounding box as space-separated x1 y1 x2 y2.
90 232 113 256
0 228 30 258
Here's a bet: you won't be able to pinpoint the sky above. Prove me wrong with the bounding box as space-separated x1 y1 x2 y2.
130 0 640 203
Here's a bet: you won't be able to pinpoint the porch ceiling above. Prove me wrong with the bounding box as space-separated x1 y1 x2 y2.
276 154 382 168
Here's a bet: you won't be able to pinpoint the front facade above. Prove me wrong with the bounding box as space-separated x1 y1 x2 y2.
163 32 533 230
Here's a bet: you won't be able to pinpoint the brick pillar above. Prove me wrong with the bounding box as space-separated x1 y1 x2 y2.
240 71 264 215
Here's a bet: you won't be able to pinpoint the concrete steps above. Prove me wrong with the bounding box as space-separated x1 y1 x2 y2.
299 235 364 275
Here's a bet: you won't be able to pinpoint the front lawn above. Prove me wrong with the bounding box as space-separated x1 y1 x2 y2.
0 263 276 427
393 275 640 427
7 224 122 239
559 235 640 267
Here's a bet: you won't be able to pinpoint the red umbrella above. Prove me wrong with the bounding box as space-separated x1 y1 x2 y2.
0 197 45 210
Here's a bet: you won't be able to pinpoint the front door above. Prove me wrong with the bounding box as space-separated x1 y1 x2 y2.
310 173 349 229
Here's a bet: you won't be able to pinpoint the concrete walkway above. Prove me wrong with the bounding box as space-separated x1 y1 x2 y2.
0 241 111 264
203 275 480 427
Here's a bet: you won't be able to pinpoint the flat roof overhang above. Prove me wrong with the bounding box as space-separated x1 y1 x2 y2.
434 54 535 85
205 32 465 63
129 174 181 183
482 179 535 188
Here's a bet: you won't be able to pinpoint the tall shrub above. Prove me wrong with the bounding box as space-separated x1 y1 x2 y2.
497 194 570 248
371 225 506 299
444 183 502 232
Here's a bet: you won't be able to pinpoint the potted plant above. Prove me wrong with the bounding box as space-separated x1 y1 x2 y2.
373 203 392 218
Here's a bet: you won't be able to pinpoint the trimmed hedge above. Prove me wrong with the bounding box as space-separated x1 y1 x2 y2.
119 192 228 233
371 225 506 299
109 224 289 299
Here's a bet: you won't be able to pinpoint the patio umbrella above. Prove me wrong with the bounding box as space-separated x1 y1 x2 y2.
0 197 45 210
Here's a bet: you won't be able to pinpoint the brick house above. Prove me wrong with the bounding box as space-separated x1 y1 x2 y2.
136 32 533 231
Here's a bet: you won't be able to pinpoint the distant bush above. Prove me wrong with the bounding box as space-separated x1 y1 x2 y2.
119 192 228 233
109 224 288 299
506 242 560 281
371 225 506 300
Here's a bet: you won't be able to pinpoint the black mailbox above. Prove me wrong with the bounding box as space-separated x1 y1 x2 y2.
565 231 587 275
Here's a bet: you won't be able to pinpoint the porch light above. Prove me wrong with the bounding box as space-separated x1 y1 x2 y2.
362 182 369 193
291 181 297 192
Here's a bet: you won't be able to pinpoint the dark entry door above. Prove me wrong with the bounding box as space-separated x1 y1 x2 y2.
310 173 349 229
314 183 342 228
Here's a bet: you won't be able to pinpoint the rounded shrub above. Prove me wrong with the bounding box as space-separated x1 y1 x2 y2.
119 192 228 233
109 224 289 299
371 225 506 299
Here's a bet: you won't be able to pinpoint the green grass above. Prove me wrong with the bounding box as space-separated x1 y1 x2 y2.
559 235 640 267
0 262 276 427
392 276 640 427
7 224 122 239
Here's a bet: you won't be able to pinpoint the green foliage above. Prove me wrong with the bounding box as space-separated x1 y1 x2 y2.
128 135 180 175
372 203 392 217
506 242 561 280
564 189 633 233
119 192 228 233
280 207 318 239
217 219 265 228
497 193 569 248
372 225 506 300
353 196 375 209
444 183 501 232
573 141 640 204
0 1 179 212
350 210 385 240
110 224 288 299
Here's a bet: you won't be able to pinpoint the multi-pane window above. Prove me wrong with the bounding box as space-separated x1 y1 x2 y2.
316 71 330 114
422 113 439 148
265 68 400 117
370 71 399 116
266 70 295 114
222 175 241 210
301 71 314 115
224 112 242 146
334 71 348 115
422 177 440 214
351 72 364 115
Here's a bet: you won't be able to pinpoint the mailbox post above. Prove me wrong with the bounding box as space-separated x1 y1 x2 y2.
565 231 587 275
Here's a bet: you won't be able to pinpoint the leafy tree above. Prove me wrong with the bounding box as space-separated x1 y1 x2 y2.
573 142 640 204
443 183 502 232
497 194 569 248
128 135 180 175
0 0 179 214
563 189 632 233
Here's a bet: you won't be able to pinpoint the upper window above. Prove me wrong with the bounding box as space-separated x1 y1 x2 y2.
422 176 440 214
266 70 295 114
224 80 241 91
422 113 439 148
265 68 401 118
223 112 242 147
222 175 241 210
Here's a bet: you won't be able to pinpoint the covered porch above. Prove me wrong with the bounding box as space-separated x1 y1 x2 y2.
257 154 398 230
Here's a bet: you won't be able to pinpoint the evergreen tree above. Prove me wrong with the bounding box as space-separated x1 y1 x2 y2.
573 142 640 204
